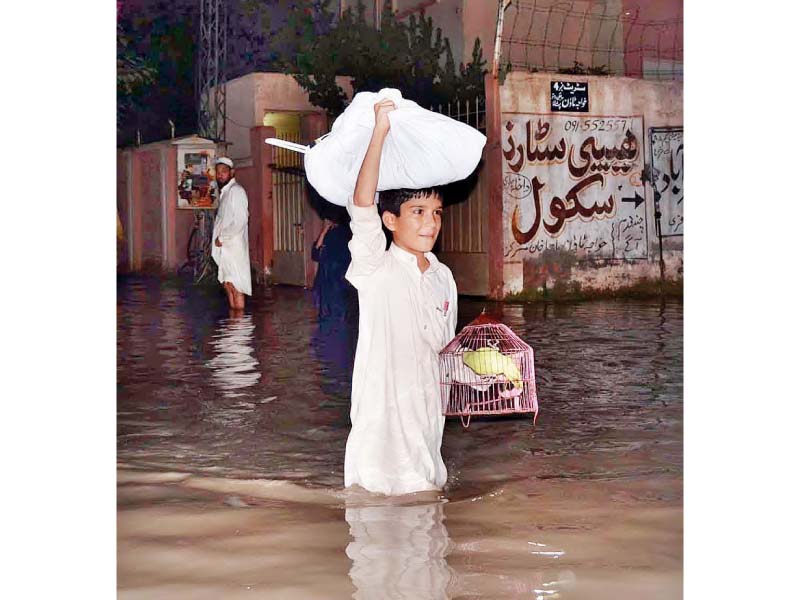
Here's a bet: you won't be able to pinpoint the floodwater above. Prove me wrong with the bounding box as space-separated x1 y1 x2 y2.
117 276 683 599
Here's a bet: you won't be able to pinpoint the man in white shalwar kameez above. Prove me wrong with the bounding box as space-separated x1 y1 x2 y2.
344 99 458 496
211 157 252 311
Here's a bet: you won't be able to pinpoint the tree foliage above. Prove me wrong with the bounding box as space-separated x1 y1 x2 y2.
115 0 488 144
274 0 487 118
117 23 156 133
117 0 198 146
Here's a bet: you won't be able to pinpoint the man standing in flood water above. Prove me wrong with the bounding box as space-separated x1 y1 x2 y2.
211 157 252 311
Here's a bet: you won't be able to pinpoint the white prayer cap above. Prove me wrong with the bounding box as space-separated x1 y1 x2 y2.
215 157 234 168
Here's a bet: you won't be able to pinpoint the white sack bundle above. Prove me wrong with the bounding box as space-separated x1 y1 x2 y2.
303 88 486 206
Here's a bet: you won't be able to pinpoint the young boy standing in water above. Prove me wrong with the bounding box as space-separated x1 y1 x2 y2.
344 99 458 495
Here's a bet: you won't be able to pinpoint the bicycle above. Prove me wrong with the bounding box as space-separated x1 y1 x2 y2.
178 208 217 283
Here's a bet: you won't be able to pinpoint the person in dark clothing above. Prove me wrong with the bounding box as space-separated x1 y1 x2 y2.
311 206 354 321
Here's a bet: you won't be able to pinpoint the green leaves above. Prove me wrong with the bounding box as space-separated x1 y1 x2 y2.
117 26 156 96
273 0 487 118
117 24 157 132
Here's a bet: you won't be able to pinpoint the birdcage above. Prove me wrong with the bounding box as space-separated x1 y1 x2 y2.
440 312 538 428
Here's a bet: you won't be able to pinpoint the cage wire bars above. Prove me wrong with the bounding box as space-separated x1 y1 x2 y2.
440 313 539 428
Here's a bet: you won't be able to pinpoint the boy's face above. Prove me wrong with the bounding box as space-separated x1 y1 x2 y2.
382 193 443 255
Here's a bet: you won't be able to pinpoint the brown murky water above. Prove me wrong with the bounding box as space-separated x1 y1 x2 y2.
117 276 682 599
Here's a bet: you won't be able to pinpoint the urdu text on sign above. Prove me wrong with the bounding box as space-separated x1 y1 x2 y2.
551 81 589 113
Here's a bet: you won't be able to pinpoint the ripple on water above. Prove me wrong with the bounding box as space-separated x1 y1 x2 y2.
118 276 682 494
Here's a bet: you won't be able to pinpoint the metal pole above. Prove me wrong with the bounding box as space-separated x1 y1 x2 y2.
651 171 666 289
492 0 513 79
196 0 227 142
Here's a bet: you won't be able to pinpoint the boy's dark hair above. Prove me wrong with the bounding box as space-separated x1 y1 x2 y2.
378 187 443 217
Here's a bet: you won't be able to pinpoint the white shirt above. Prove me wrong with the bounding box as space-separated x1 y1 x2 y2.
344 197 458 495
211 178 252 296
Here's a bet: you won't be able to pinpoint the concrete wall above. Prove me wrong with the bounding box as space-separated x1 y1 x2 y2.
401 0 467 65
223 75 257 164
117 152 131 271
117 131 297 283
118 74 352 283
138 150 163 270
461 0 497 66
336 0 493 67
496 71 682 297
231 125 275 282
222 73 353 162
118 138 223 276
217 73 353 286
392 0 492 67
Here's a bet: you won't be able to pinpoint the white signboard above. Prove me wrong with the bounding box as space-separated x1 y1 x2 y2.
649 127 683 237
502 114 647 260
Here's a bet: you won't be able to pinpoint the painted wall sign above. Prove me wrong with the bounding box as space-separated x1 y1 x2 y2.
177 148 218 209
502 114 647 260
649 127 683 237
550 81 589 112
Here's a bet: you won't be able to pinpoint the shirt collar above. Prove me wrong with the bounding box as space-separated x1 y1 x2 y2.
220 178 237 194
389 242 441 275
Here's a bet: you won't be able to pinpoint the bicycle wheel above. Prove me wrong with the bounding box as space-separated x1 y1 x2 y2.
195 211 216 283
178 222 199 278
187 225 206 281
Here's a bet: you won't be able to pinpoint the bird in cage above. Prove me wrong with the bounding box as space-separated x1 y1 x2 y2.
439 311 538 427
462 346 523 392
443 352 493 392
443 352 503 412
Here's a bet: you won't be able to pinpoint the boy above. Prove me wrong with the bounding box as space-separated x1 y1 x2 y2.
344 99 458 495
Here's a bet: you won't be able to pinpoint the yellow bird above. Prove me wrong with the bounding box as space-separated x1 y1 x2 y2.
462 347 522 389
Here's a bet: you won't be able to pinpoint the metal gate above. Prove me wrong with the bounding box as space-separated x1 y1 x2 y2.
271 132 308 286
438 153 489 296
435 97 489 296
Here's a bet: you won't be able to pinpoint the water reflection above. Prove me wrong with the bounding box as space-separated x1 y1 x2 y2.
118 277 682 597
345 500 453 599
118 276 681 491
206 313 261 398
311 318 357 402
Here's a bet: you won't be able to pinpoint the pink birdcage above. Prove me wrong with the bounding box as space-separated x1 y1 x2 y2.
440 312 538 428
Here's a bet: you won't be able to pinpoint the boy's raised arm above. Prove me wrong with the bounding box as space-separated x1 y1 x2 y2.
346 100 396 289
353 99 395 206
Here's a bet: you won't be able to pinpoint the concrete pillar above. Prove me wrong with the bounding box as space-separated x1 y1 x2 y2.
301 112 328 288
121 150 134 272
159 146 169 270
484 73 505 300
250 125 275 280
163 145 178 270
130 150 144 271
